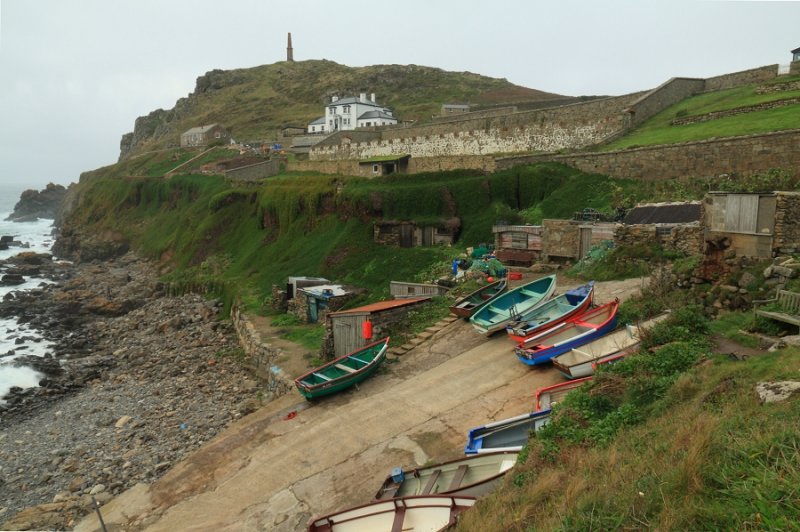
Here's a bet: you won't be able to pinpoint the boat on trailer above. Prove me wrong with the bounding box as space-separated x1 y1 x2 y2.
375 451 518 500
505 281 595 343
464 409 551 454
449 278 508 319
514 299 619 366
294 337 390 400
469 275 557 336
307 495 476 532
552 312 670 379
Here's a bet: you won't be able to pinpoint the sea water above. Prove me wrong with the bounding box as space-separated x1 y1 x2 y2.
0 183 58 401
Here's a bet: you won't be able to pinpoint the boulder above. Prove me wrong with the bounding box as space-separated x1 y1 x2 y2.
755 381 800 403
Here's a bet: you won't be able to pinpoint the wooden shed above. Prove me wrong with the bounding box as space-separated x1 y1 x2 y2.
323 298 430 358
390 281 450 299
703 192 777 258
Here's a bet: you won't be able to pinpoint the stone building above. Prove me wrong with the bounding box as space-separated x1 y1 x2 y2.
288 284 364 324
703 191 800 258
373 218 460 247
541 220 616 261
492 224 544 266
307 93 398 133
180 124 229 147
321 298 430 358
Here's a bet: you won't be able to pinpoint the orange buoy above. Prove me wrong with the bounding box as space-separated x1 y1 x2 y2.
362 319 373 339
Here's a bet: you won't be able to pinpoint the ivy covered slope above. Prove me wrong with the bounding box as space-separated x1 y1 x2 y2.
120 59 569 158
57 162 650 309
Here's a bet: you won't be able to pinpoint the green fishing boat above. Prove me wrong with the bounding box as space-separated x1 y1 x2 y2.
294 337 390 400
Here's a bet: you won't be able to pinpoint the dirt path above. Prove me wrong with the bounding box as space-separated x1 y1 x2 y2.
75 277 645 531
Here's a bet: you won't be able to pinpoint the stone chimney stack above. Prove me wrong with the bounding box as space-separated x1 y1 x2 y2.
287 33 294 62
360 92 366 102
370 93 376 103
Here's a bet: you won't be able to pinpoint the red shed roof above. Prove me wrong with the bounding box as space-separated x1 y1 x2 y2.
331 297 429 315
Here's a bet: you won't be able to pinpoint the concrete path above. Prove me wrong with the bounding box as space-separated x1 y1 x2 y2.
75 276 645 531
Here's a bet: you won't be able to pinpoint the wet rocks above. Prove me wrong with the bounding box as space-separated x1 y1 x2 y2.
0 252 264 531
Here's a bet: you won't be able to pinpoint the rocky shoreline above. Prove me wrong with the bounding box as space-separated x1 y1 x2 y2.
0 252 263 530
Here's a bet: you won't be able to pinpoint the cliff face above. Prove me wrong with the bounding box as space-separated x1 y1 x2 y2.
118 60 571 160
6 183 68 222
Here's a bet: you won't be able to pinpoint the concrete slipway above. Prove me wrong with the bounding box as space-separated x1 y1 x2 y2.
76 277 644 531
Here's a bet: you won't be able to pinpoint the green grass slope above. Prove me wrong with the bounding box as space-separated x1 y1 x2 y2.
604 75 800 150
122 60 569 158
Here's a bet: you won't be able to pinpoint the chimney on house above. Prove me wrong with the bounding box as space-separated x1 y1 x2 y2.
370 93 376 103
360 92 367 102
331 95 339 103
287 33 294 62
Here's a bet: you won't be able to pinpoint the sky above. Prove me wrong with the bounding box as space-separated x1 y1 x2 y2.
1 0 799 189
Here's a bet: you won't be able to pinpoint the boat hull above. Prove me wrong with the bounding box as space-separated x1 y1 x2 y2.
505 282 594 343
514 300 619 366
294 337 390 400
552 313 670 378
464 410 551 454
308 495 476 532
449 279 507 319
375 451 519 500
470 275 557 336
534 377 593 410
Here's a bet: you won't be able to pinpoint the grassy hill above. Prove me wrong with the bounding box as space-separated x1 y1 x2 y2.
604 74 800 150
120 60 570 159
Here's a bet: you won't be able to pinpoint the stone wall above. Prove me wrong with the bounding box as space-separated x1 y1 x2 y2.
704 64 779 92
792 62 800 76
542 219 580 260
614 223 703 255
429 106 518 124
230 302 293 399
224 160 281 181
309 92 644 161
671 98 800 126
756 80 800 94
774 192 800 254
625 78 706 127
288 155 496 176
499 129 800 180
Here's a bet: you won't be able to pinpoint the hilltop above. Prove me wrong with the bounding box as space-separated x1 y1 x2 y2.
119 60 573 159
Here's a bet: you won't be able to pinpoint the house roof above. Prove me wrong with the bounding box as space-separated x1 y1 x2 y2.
792 46 800 54
622 202 702 225
308 116 326 125
300 284 351 299
182 124 222 136
442 104 470 109
329 96 385 108
357 110 396 121
330 297 429 315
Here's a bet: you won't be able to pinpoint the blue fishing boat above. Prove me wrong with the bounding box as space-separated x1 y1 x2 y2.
514 299 619 366
464 409 551 454
469 275 556 336
506 281 594 343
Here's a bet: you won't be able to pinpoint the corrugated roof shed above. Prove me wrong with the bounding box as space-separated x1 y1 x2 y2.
330 297 429 315
622 202 701 225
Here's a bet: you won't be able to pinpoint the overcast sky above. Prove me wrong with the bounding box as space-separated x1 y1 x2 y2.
1 0 799 189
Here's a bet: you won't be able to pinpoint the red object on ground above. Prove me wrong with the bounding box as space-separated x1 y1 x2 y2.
362 319 373 339
283 411 297 420
487 276 494 283
507 272 522 280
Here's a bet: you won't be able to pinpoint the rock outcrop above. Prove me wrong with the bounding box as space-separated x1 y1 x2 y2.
5 183 67 222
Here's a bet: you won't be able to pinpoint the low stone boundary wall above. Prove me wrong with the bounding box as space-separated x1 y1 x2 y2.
671 97 800 126
230 301 294 399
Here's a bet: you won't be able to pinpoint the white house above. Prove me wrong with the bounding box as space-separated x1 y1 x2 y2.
307 93 398 133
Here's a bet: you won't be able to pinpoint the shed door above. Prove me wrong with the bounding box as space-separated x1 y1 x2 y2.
400 224 414 248
333 315 367 358
422 227 433 246
579 227 593 259
725 195 758 233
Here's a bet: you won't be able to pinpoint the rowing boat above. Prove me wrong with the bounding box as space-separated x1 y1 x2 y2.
464 409 551 454
469 275 556 336
505 281 594 343
449 278 508 319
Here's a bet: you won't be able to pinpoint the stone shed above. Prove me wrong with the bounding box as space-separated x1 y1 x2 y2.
615 201 703 255
289 284 365 324
322 298 430 358
374 218 460 248
180 124 229 147
703 191 800 258
271 276 330 311
541 220 617 261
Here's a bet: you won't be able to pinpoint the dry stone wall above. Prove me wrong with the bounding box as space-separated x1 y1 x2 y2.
500 129 800 180
704 64 779 92
230 302 293 398
625 78 706 127
614 224 702 255
774 192 800 254
309 93 644 161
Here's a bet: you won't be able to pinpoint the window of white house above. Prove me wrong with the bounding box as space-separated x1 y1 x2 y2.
343 106 351 114
311 126 315 132
373 164 380 173
329 120 333 126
